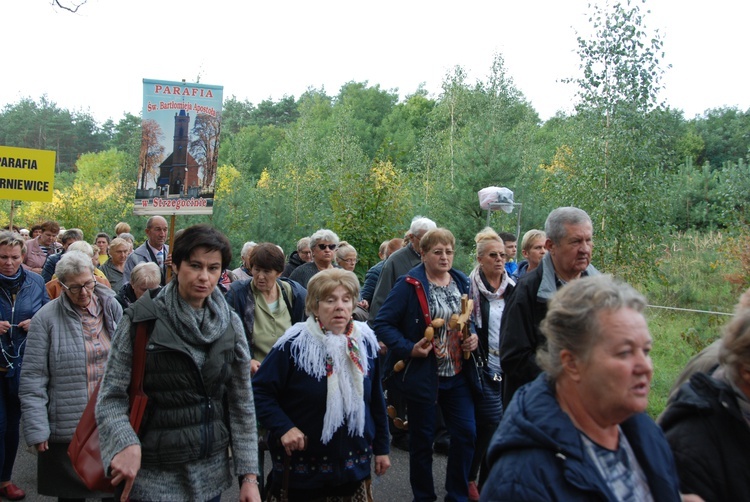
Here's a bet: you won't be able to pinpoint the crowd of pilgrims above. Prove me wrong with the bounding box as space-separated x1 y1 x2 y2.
0 212 744 502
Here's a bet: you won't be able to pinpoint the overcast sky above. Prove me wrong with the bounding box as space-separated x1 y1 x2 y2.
2 0 747 124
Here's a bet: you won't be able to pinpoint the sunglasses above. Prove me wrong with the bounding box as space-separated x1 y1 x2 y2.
317 244 337 251
487 252 508 260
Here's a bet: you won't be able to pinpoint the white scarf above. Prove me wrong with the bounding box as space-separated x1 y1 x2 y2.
275 317 379 444
469 266 514 329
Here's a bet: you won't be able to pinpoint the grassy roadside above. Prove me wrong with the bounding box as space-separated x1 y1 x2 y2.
635 231 743 417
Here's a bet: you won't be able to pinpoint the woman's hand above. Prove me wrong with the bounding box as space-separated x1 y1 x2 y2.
280 427 306 456
34 441 49 452
0 321 11 335
239 476 261 502
374 455 391 476
17 319 30 331
410 338 433 358
110 444 141 502
461 333 479 352
250 359 261 376
681 495 705 502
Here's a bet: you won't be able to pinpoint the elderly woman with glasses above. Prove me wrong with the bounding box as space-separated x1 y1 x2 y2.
374 228 481 502
289 229 340 289
20 250 122 501
334 242 358 273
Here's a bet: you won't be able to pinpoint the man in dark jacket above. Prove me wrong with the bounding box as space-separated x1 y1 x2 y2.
499 207 598 408
281 237 312 278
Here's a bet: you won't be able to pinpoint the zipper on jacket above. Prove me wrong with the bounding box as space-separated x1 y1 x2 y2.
199 396 213 459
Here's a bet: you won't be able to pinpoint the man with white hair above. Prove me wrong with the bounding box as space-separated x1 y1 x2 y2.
232 241 256 281
368 216 437 321
369 216 437 452
499 206 599 408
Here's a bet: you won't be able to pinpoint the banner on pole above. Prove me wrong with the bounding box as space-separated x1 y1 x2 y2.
0 146 56 202
135 78 224 215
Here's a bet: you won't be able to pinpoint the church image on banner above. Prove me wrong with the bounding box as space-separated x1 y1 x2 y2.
135 78 223 216
157 110 201 197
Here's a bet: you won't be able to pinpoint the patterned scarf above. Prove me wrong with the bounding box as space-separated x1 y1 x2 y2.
469 266 512 329
275 316 379 444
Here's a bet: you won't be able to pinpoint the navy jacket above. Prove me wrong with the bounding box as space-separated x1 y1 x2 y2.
0 270 49 370
373 263 481 404
252 323 389 493
481 374 682 501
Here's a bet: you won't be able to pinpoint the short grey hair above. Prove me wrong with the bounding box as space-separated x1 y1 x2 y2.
296 237 311 252
310 229 340 248
537 275 646 382
109 237 132 253
335 241 357 262
67 240 95 257
544 207 592 244
240 241 257 260
409 216 437 236
56 250 95 284
130 262 161 289
119 233 135 244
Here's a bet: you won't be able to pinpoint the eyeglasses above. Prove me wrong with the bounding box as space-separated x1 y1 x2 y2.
488 252 508 260
317 244 337 251
61 278 97 295
430 249 454 256
340 258 357 265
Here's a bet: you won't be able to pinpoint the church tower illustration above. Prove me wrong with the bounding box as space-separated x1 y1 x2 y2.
158 109 200 195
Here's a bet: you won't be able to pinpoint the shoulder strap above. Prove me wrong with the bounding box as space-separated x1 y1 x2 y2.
405 276 431 326
129 320 153 434
278 280 294 315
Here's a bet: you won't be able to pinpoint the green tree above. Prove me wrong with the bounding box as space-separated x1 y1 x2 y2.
334 81 398 160
0 96 106 172
221 96 255 135
219 124 285 178
551 0 674 279
378 86 436 166
75 148 130 185
250 96 299 127
691 107 750 168
428 55 540 257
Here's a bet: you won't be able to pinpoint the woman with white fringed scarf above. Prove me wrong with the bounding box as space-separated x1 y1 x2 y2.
253 269 390 502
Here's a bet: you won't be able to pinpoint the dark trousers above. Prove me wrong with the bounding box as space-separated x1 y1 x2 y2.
469 368 503 487
0 371 21 482
407 374 476 502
